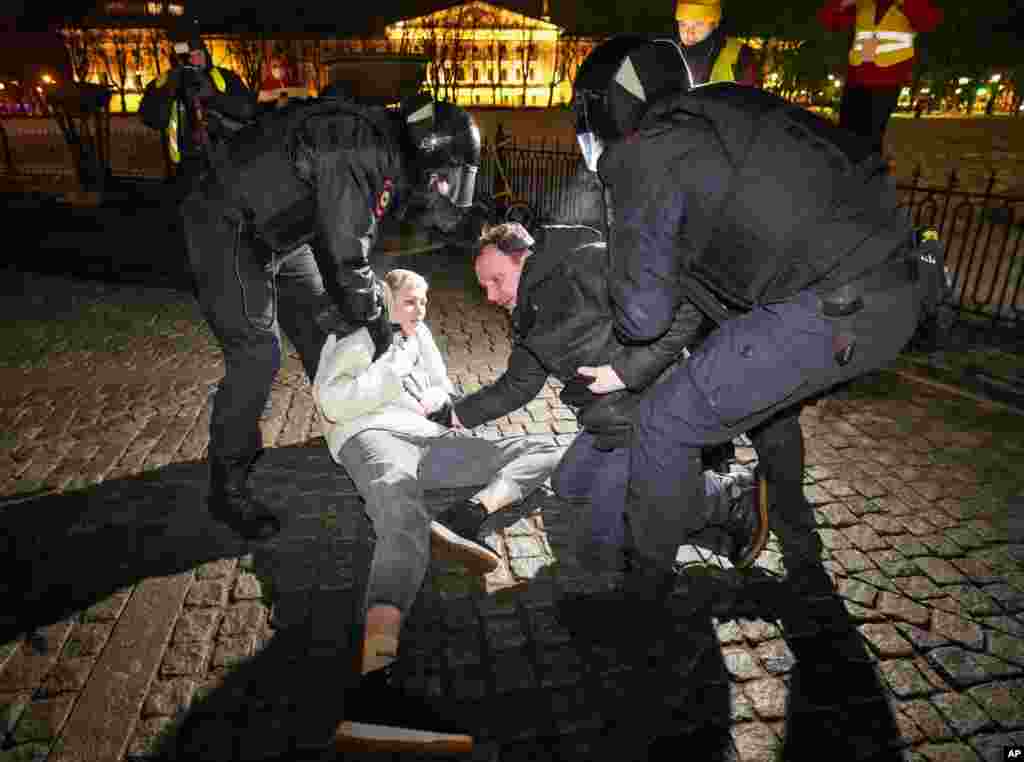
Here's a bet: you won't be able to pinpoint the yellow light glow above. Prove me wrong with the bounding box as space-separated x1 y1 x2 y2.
990 74 1001 83
920 87 930 94
41 74 54 84
958 77 970 85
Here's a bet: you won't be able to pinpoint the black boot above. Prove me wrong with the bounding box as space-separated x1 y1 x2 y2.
722 471 770 569
208 452 282 541
337 664 473 755
429 499 500 575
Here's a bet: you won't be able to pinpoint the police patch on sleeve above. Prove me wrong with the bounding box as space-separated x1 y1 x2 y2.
374 178 394 219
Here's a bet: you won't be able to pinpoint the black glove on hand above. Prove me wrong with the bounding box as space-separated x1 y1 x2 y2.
314 301 358 337
365 314 394 363
426 400 455 428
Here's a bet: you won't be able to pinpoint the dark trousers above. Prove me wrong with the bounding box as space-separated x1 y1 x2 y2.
627 283 922 568
839 85 901 156
181 193 327 462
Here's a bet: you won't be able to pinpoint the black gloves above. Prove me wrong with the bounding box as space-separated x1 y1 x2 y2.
426 400 455 427
314 300 357 337
578 391 642 452
365 314 394 363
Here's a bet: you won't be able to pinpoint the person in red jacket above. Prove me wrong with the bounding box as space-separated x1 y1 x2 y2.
818 0 942 155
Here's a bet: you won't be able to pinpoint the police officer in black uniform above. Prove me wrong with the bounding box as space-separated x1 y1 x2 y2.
138 20 256 199
568 37 947 611
181 95 483 541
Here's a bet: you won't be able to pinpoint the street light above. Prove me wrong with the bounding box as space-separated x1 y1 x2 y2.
958 77 970 85
41 74 54 85
990 74 1001 83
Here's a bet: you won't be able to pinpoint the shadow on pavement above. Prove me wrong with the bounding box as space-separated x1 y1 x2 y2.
3 449 903 761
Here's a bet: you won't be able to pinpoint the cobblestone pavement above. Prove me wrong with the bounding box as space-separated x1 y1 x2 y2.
1 268 1023 762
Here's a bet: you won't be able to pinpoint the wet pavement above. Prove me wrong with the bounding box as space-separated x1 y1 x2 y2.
1 253 1023 762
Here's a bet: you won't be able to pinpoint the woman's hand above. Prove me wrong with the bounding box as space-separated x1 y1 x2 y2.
577 365 626 395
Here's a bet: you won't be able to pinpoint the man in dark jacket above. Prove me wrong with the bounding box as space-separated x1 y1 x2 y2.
182 95 483 543
138 21 257 198
571 38 946 606
445 222 768 577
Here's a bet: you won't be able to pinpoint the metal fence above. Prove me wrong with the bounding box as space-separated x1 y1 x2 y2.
480 139 1024 331
3 121 1021 330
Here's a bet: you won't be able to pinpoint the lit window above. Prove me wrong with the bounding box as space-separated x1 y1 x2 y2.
473 67 479 81
501 68 507 81
169 4 183 14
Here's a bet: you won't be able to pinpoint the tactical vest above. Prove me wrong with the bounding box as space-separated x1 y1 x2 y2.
665 84 911 310
210 99 372 253
162 67 227 164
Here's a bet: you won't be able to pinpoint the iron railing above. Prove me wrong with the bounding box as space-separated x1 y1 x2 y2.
3 122 1021 330
479 138 1024 330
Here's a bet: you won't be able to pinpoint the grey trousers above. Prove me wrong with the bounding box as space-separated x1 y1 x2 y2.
339 430 564 617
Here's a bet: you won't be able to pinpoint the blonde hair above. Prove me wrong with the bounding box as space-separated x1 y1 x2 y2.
381 269 429 319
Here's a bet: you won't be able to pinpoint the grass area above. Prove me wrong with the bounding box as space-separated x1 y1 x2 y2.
0 273 213 368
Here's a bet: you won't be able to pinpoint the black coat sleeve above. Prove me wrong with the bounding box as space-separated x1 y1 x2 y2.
310 119 389 323
452 344 550 429
601 147 687 345
608 296 704 390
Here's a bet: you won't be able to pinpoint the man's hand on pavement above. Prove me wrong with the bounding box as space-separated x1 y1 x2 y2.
577 365 626 395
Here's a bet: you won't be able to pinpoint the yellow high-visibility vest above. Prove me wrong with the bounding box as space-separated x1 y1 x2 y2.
849 0 916 68
709 38 745 84
161 67 227 164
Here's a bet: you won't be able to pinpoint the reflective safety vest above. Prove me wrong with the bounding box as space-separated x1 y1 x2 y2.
709 38 744 84
160 67 227 164
849 0 916 68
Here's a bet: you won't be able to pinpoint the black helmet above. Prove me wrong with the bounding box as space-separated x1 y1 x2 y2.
402 96 481 208
169 18 209 68
573 36 686 171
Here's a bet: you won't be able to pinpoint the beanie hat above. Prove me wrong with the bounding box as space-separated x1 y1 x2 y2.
675 0 722 23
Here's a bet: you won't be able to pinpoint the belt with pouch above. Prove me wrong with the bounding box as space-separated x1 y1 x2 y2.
819 242 920 318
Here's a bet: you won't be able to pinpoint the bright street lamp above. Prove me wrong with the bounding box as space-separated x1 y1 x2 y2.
990 74 1001 83
958 77 970 85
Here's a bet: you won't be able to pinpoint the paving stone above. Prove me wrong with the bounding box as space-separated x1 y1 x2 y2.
217 602 267 637
0 621 73 693
839 578 880 607
739 620 780 644
743 677 787 720
141 678 195 717
817 503 859 527
845 524 890 551
860 623 915 657
987 632 1024 667
966 683 1024 730
185 579 229 608
917 558 967 586
10 695 75 745
872 549 924 577
160 641 211 677
754 640 795 675
932 610 985 650
231 572 262 601
171 608 221 644
879 592 933 627
845 600 887 623
928 647 1024 689
931 691 994 736
39 657 93 697
717 620 745 645
210 635 255 670
971 732 1024 762
898 698 954 741
491 650 537 693
922 743 987 762
895 623 951 652
985 583 1024 614
897 575 946 601
982 616 1024 638
731 722 778 762
880 660 939 698
920 536 966 559
818 528 850 550
722 648 764 682
832 549 876 573
950 558 1002 585
894 703 927 746
486 615 527 651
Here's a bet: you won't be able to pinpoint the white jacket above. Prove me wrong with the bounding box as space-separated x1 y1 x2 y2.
313 322 456 461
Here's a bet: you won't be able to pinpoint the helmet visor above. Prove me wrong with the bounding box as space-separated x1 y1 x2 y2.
574 92 605 173
576 132 604 174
